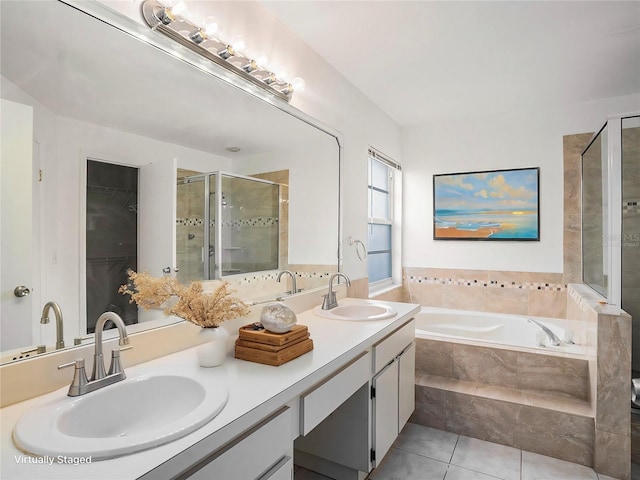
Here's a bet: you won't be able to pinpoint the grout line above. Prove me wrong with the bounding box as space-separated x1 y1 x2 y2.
449 434 460 465
442 464 450 480
520 447 523 480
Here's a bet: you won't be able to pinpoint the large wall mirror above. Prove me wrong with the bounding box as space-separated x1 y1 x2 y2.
0 0 341 364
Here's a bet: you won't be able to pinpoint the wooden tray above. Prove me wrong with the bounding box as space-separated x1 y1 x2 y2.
238 324 308 346
235 338 314 366
235 333 310 352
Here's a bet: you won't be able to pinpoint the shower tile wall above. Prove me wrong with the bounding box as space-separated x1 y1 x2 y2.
623 125 640 370
176 178 205 283
251 170 289 270
582 129 607 295
564 133 594 284
220 175 279 274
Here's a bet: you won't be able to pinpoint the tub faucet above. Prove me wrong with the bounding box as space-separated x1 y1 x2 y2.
321 272 351 310
58 312 131 396
41 301 64 350
527 318 561 346
277 270 298 295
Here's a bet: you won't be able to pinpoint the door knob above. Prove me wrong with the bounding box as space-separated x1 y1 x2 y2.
14 286 31 297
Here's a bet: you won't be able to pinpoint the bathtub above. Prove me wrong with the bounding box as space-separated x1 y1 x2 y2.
415 307 585 355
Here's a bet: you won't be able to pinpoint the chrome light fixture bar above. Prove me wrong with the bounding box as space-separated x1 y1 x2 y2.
141 0 303 102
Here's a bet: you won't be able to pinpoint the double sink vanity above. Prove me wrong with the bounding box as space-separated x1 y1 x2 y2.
1 296 419 480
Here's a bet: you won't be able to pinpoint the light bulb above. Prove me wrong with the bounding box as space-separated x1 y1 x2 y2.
270 64 284 80
276 69 289 83
255 53 269 69
229 35 246 55
158 0 188 24
290 77 305 91
202 16 220 37
170 1 188 17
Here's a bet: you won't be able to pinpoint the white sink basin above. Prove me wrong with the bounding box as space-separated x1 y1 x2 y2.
13 373 228 460
314 300 396 321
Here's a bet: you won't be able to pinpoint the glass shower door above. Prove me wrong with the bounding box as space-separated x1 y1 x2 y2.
220 174 279 276
582 124 608 297
176 175 205 284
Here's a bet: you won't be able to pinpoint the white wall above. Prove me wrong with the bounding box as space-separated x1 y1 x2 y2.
236 141 339 266
402 93 640 273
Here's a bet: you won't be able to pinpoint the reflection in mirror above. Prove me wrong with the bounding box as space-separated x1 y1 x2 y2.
0 0 340 364
176 171 281 281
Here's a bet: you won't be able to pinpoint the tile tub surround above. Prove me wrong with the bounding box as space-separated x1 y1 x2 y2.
568 284 632 480
411 284 631 479
403 267 568 319
412 337 595 466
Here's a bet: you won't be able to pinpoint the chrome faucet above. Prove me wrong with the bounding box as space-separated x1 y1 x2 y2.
58 312 131 397
92 312 130 380
321 272 351 310
41 301 64 350
277 270 299 295
527 318 561 346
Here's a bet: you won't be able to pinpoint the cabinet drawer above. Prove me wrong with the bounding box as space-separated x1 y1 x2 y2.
258 456 293 480
300 351 371 435
187 407 292 480
373 319 415 373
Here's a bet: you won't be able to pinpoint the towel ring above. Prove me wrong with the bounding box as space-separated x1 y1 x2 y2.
348 236 367 262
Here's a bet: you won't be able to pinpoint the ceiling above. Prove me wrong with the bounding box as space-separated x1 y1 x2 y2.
262 1 640 126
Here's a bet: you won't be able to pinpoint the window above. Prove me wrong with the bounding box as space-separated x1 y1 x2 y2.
367 149 401 288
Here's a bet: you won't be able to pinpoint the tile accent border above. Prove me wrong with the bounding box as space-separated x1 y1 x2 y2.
623 199 639 217
176 217 279 227
407 275 566 292
403 267 568 318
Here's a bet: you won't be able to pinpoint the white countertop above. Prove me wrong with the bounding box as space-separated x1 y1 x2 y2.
0 299 419 480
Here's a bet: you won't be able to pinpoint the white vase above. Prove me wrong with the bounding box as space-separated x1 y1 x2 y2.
196 326 229 367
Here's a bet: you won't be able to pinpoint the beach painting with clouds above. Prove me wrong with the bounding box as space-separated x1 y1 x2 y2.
433 167 540 240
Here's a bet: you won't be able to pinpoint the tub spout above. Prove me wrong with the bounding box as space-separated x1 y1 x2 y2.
527 318 561 346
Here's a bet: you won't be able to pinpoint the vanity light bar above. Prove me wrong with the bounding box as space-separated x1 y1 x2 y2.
141 0 303 103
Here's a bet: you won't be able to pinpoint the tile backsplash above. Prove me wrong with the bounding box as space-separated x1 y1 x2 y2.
402 267 567 319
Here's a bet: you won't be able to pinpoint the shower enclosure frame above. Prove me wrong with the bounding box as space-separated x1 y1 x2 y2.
180 170 281 280
581 111 639 308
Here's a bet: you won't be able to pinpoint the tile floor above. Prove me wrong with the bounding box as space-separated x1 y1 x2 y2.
294 422 622 480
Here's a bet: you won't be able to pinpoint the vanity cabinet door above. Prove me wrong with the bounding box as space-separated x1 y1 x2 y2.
371 327 416 469
372 360 399 467
398 342 416 432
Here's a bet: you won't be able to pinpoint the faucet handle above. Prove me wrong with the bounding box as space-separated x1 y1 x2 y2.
108 350 123 376
58 359 88 397
321 292 337 310
108 345 132 375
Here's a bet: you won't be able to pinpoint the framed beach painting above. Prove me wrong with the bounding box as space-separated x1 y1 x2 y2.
433 167 540 241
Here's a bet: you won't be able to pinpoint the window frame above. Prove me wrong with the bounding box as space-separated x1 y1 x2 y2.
367 148 400 290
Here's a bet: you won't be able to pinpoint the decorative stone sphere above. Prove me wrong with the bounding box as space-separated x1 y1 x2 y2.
260 302 297 333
